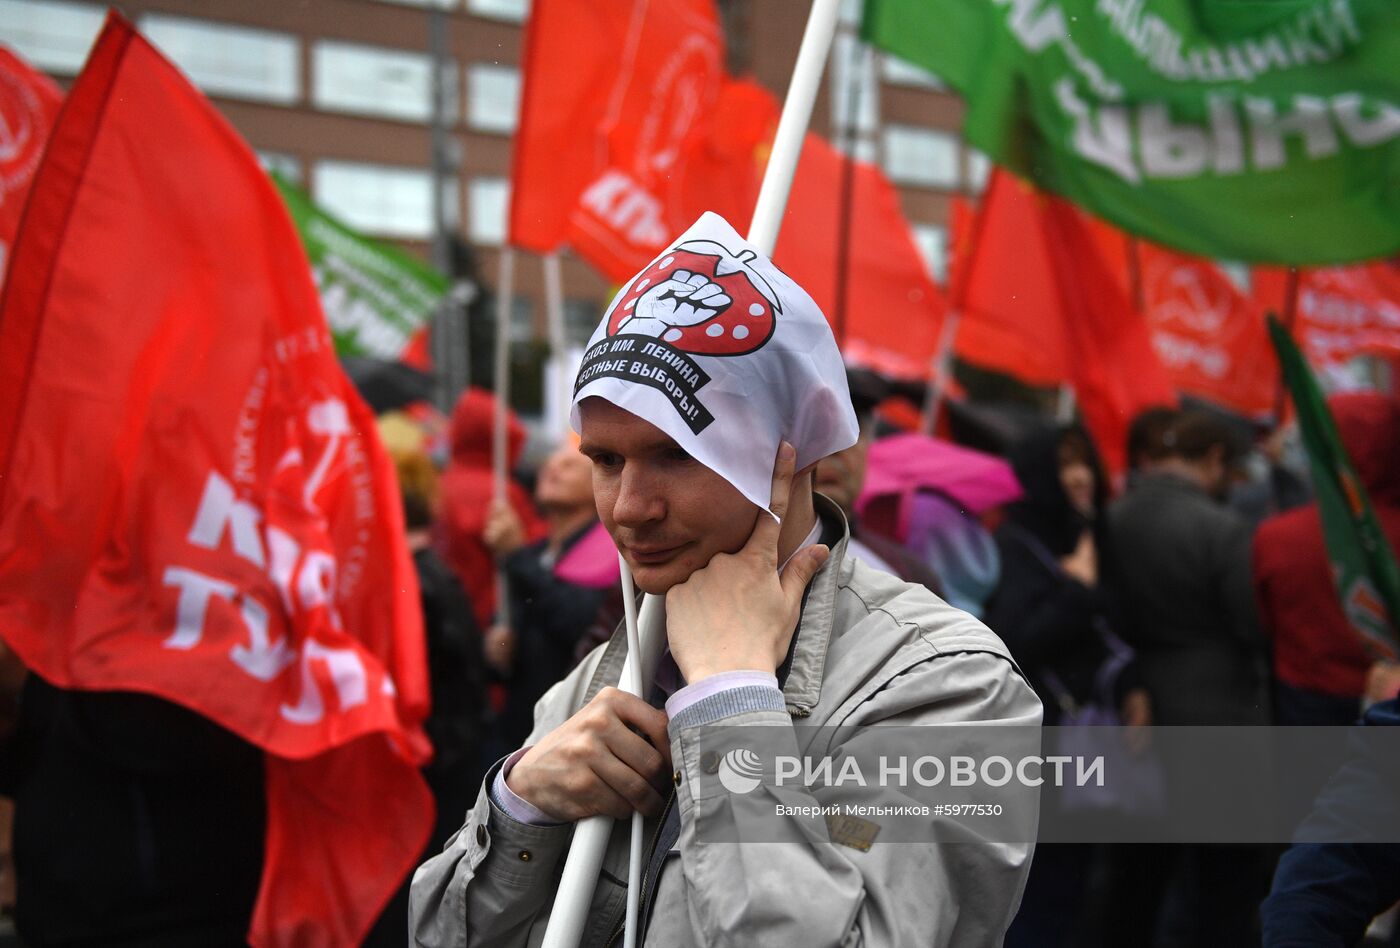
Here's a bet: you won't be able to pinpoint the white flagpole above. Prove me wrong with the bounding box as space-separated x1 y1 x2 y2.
921 308 963 435
492 247 515 627
747 0 844 255
543 2 843 945
543 251 570 437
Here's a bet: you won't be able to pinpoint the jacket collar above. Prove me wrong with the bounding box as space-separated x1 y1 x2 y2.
781 493 848 716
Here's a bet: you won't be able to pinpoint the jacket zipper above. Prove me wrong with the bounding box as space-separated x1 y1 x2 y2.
602 786 677 948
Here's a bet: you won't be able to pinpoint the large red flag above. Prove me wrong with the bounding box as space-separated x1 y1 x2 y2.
510 0 723 258
1255 262 1400 381
0 45 63 280
775 133 948 381
957 170 1176 472
0 15 432 947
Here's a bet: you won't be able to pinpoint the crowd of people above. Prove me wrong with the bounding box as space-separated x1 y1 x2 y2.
386 374 1398 945
2 343 1399 946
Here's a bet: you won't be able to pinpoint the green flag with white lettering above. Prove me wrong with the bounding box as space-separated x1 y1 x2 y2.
862 0 1400 265
1268 315 1400 659
272 173 449 359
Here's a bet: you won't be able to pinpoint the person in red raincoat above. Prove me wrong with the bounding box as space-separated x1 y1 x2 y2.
436 388 546 630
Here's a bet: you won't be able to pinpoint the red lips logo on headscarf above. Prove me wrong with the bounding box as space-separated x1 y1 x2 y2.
607 239 781 356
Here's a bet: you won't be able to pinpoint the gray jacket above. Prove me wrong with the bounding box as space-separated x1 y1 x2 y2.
410 499 1041 947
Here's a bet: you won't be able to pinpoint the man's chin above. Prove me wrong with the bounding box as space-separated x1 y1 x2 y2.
624 559 695 596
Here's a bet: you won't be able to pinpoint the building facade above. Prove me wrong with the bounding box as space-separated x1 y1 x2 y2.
2 0 985 413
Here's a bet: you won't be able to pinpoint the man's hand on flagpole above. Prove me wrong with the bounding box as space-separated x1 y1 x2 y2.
665 441 828 684
505 687 674 822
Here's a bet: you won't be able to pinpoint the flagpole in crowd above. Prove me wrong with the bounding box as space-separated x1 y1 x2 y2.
1273 266 1303 421
833 37 870 347
923 181 993 435
543 251 570 438
541 1 845 945
492 247 515 626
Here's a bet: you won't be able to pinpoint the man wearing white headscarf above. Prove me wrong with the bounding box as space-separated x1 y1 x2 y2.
411 213 1041 947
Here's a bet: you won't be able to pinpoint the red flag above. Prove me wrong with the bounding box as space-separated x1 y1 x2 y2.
1038 196 1179 474
953 172 1073 386
0 15 431 947
957 170 1176 472
0 45 63 280
510 0 723 258
775 133 948 381
1090 232 1276 418
1256 262 1400 380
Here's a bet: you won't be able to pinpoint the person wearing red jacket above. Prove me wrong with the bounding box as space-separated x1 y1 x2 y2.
1253 392 1400 727
436 388 546 630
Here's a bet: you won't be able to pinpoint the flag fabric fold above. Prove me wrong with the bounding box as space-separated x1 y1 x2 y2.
273 174 450 362
952 170 1177 473
0 45 62 282
0 15 432 946
775 133 948 382
863 0 1400 265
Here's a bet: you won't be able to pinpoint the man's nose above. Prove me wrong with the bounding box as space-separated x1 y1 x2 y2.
611 464 664 527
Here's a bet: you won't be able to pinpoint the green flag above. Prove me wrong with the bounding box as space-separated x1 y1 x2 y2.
272 173 450 359
1268 315 1400 660
862 0 1400 266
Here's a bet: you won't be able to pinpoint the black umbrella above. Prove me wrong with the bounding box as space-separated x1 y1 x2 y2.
340 356 436 413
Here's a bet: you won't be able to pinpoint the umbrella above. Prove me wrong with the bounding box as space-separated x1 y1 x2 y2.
554 521 621 589
856 432 1022 541
340 356 436 413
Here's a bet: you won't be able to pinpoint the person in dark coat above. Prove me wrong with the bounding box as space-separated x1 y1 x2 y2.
1109 409 1269 728
989 424 1151 948
1261 697 1400 948
1109 409 1272 948
7 682 265 947
482 439 610 755
987 424 1149 728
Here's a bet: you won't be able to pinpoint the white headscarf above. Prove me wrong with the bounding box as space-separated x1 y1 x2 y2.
570 212 859 513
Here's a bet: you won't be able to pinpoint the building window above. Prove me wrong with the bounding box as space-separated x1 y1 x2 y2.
882 125 960 189
829 33 877 141
913 225 949 283
315 161 435 239
0 0 106 74
466 64 521 133
140 15 299 105
967 149 991 193
469 177 509 245
258 151 303 184
564 298 602 346
313 41 448 124
468 0 530 22
880 55 945 91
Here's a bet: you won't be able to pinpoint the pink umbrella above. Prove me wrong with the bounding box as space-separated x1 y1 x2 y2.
553 520 621 589
856 432 1022 541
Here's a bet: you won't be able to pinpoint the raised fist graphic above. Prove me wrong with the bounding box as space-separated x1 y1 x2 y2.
618 269 733 337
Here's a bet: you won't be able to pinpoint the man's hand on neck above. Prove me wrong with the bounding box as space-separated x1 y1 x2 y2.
663 443 829 684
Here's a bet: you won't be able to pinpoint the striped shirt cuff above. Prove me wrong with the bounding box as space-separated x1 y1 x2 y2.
489 747 564 826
